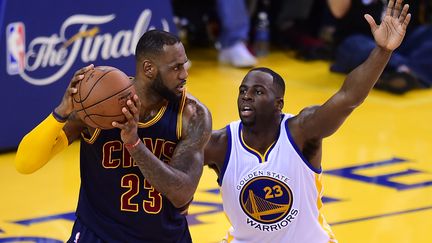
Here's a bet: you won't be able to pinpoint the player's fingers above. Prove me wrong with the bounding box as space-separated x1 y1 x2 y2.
126 99 139 117
364 14 378 32
403 13 411 30
112 121 126 129
386 0 395 17
398 4 409 23
70 65 94 87
74 64 94 76
70 64 94 86
122 107 134 121
69 74 84 89
69 87 78 94
133 95 141 109
393 0 402 18
71 74 84 83
69 65 93 88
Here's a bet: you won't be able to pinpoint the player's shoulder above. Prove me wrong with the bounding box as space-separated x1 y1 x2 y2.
179 92 212 139
299 105 320 116
290 105 320 123
183 92 211 120
286 106 321 136
184 92 208 109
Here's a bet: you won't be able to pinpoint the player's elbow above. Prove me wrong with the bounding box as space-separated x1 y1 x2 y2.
172 197 192 209
15 148 48 174
345 93 366 108
15 157 37 174
339 87 366 109
170 191 193 209
169 181 197 208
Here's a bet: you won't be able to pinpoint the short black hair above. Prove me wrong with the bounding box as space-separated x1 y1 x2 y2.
135 30 180 61
249 67 285 96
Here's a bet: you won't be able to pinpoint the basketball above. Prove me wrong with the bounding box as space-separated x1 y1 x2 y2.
72 66 136 129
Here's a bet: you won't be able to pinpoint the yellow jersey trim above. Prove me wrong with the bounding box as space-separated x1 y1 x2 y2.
223 226 235 243
82 128 101 144
138 102 168 128
176 89 187 139
315 173 337 242
240 130 275 163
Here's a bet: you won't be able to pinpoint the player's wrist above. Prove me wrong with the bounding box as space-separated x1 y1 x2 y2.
124 137 141 151
376 45 393 54
52 108 69 123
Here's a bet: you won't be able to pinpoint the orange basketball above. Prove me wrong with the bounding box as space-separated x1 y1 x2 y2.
72 66 136 129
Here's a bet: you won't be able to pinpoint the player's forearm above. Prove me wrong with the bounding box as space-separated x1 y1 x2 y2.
128 143 200 208
15 113 69 174
340 46 392 106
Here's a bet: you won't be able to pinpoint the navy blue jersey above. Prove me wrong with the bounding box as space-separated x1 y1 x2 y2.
76 92 191 242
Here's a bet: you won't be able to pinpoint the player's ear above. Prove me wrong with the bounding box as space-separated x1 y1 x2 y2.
276 97 284 111
142 60 156 79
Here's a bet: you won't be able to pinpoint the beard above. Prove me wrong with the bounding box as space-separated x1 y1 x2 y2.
241 117 255 127
150 73 180 103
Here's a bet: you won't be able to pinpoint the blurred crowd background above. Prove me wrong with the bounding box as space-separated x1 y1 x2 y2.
172 0 432 94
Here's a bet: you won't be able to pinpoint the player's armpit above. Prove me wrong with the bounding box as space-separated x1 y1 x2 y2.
204 128 228 174
15 113 69 174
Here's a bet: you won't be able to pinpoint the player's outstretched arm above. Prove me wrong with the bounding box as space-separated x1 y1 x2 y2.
115 95 212 208
294 0 410 141
15 65 93 174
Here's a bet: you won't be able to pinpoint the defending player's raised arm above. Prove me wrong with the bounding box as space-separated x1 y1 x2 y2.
294 0 410 141
118 95 212 208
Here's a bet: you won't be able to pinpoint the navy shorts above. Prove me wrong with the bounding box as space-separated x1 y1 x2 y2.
67 217 105 243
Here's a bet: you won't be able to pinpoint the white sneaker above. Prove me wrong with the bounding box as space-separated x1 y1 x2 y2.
218 42 257 68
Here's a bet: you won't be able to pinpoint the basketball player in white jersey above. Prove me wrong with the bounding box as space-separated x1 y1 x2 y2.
204 0 411 242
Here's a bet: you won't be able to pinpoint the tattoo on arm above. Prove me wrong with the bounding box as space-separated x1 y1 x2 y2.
173 100 210 172
129 99 211 207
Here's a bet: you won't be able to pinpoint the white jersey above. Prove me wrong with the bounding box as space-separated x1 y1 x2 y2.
220 114 337 243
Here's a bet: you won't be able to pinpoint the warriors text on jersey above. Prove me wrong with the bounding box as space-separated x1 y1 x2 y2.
219 114 337 243
76 91 191 242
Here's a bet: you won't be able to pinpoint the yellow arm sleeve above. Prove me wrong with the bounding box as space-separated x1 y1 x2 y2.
15 113 69 174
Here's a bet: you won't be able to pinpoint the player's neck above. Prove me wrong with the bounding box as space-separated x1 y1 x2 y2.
134 79 166 109
139 101 168 123
242 118 281 155
131 80 168 123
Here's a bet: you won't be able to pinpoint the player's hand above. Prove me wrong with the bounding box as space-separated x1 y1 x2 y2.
364 0 411 51
54 64 94 119
112 94 141 146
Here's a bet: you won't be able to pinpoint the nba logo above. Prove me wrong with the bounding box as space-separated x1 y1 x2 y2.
6 22 26 75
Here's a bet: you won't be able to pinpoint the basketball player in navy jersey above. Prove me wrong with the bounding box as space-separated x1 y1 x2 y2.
15 30 212 242
204 1 411 242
